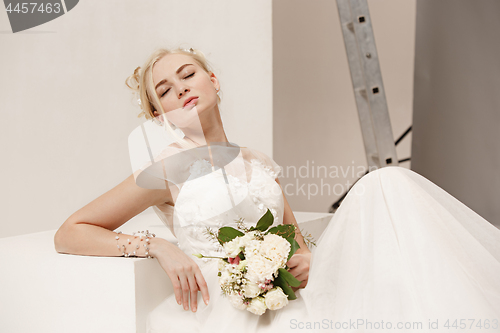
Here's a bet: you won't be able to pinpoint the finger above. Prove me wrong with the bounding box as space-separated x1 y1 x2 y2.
187 271 198 312
178 272 190 311
195 269 210 306
295 272 308 282
288 267 299 277
288 266 304 278
166 271 183 306
286 255 299 268
291 279 308 292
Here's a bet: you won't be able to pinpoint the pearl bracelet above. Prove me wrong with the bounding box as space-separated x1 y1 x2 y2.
115 230 156 259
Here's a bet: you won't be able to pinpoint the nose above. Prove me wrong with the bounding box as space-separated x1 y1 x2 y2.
178 86 189 98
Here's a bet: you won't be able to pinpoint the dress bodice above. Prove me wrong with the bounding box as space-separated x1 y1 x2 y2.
152 148 284 262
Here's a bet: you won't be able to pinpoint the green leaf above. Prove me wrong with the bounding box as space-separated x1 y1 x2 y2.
273 274 297 300
278 267 301 287
254 209 274 232
267 224 295 239
286 237 300 261
217 227 244 245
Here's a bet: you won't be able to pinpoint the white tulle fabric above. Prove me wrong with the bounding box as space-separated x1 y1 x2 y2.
147 166 500 333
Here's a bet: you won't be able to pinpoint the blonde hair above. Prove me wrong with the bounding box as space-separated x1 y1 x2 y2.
125 47 220 149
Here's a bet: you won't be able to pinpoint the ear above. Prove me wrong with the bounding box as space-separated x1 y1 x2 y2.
209 72 220 92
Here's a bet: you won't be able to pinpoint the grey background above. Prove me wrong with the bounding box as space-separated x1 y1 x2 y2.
273 0 415 213
412 0 500 228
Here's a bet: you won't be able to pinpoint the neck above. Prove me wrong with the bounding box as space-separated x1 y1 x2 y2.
183 105 228 146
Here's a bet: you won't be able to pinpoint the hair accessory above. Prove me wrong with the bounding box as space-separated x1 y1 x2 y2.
114 230 156 258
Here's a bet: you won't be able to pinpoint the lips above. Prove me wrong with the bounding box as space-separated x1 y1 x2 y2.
183 97 199 108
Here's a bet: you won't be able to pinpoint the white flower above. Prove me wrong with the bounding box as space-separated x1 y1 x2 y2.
246 296 267 315
244 239 261 259
218 270 232 285
228 293 248 310
237 259 247 271
264 287 289 310
218 259 227 272
243 281 263 298
259 234 291 268
246 254 278 284
189 159 212 178
224 238 243 258
238 231 258 247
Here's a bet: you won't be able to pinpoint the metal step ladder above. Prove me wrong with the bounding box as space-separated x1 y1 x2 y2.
336 0 398 169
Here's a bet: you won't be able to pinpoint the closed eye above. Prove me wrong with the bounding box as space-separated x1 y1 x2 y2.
160 73 194 97
161 88 170 97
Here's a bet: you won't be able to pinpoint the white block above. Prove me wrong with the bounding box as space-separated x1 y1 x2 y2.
0 208 332 332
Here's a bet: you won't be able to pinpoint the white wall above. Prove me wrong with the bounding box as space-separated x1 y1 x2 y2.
0 0 273 238
273 0 416 213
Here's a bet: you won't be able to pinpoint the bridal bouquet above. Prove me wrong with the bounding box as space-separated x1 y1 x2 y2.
195 209 302 315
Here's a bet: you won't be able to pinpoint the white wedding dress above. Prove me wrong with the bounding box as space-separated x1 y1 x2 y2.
143 147 500 333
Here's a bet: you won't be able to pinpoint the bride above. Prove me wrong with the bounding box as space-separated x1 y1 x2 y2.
54 47 500 333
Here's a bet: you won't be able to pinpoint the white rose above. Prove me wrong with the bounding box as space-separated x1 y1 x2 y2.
260 234 291 268
264 287 289 310
228 293 248 310
246 296 267 315
246 254 278 284
243 281 262 298
224 238 242 257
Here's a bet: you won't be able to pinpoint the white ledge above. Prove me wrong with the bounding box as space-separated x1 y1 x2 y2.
0 208 332 333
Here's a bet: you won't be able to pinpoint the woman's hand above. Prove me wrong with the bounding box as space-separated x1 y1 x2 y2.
150 238 209 312
286 248 312 291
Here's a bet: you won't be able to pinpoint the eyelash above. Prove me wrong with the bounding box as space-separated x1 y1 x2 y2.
161 72 195 97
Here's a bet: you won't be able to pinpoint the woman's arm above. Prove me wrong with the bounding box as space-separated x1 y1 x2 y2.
275 178 312 290
276 178 310 254
54 175 209 312
54 174 170 257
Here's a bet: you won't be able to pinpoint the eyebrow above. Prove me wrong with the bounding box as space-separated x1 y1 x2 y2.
155 64 194 91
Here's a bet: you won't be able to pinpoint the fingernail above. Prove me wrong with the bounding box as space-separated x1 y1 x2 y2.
204 299 209 305
177 300 181 305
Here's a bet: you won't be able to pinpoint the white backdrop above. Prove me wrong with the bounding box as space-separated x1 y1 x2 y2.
0 0 273 238
0 0 418 238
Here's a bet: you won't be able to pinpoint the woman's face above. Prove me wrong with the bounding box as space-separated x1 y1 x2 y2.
152 53 219 116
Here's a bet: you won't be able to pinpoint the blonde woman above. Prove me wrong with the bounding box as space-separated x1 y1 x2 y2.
55 48 500 333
